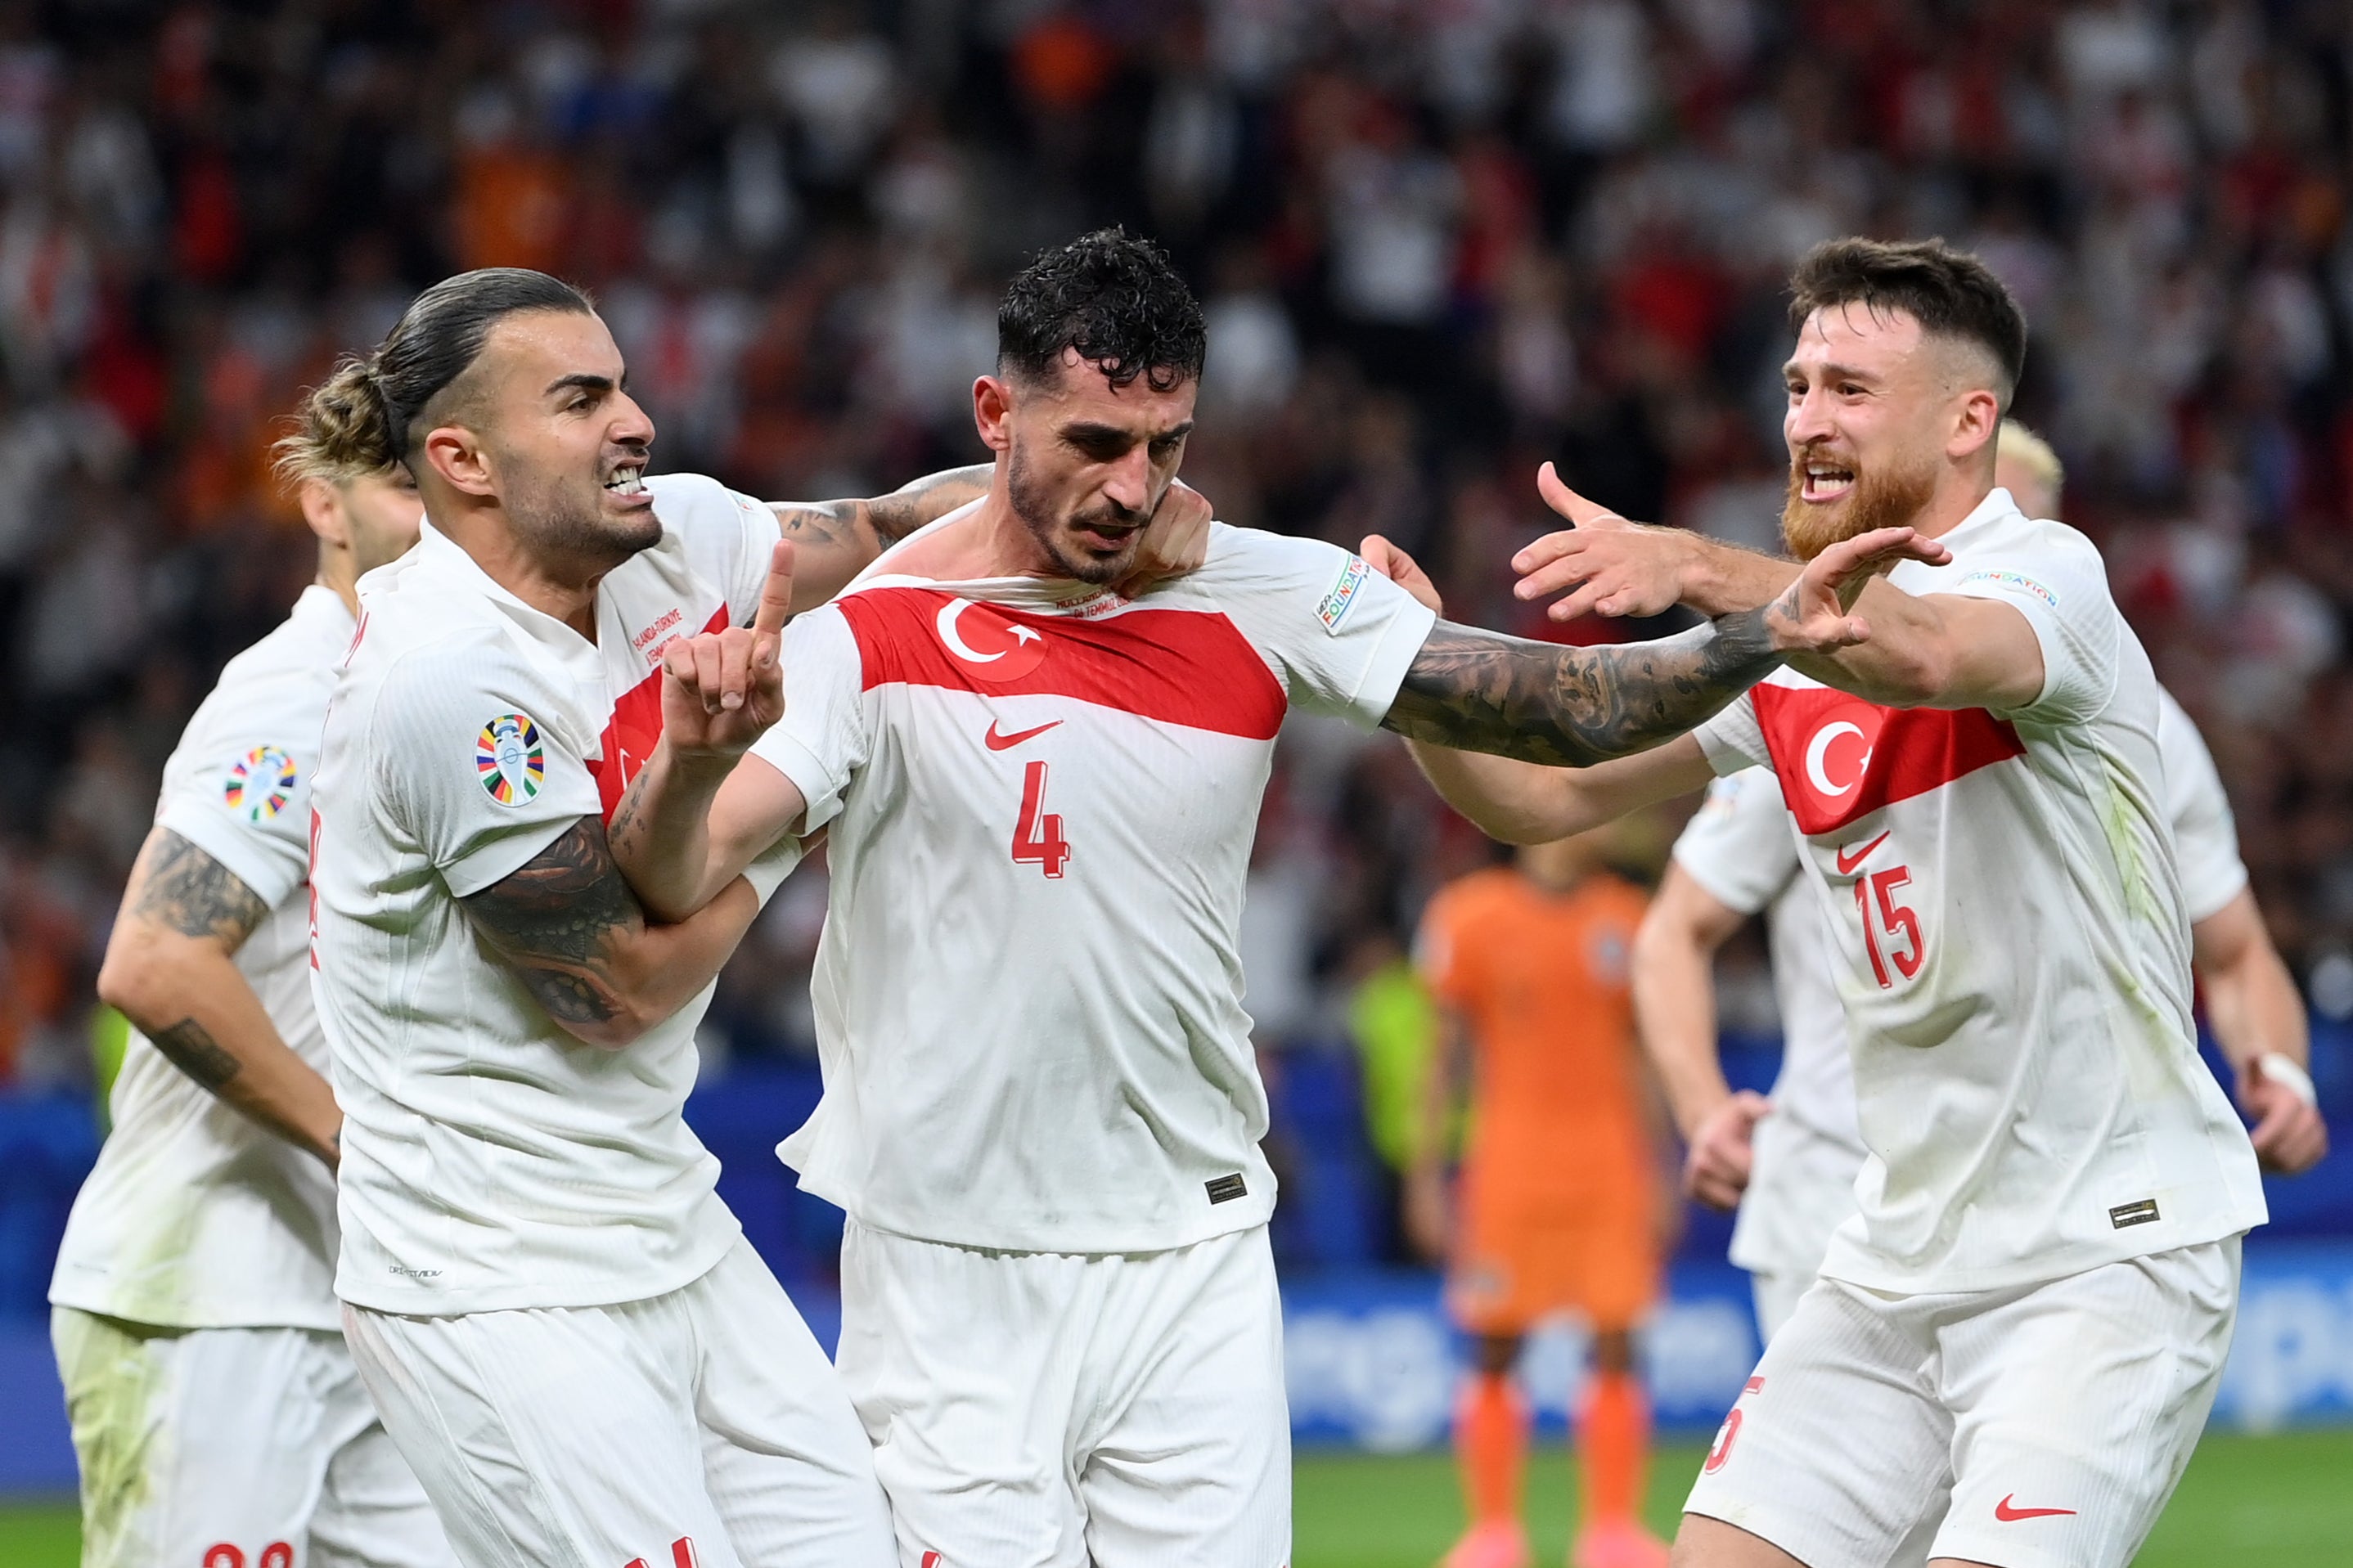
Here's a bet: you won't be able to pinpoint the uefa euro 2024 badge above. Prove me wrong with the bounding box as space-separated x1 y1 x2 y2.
476 713 546 806
224 744 299 822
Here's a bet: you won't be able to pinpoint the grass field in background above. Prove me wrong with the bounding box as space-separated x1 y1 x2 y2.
3 1429 2346 1566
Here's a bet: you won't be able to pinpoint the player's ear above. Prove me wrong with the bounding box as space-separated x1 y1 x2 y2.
421 423 496 498
1948 385 2000 463
974 375 1015 453
296 478 350 550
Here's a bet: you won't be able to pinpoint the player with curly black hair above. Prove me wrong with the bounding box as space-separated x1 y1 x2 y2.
604 227 1932 1566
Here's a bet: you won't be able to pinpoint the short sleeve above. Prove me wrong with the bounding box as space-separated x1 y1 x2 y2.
1935 528 2120 724
2156 687 2248 924
1671 768 1802 916
748 606 869 834
1208 528 1438 728
154 699 317 910
1694 691 1770 775
645 471 777 627
369 640 601 899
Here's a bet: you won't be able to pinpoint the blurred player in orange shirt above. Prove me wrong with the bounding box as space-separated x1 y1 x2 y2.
1411 831 1671 1568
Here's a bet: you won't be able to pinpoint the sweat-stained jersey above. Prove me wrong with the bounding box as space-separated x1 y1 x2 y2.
311 474 783 1316
1692 487 2265 1294
750 518 1437 1255
51 586 354 1330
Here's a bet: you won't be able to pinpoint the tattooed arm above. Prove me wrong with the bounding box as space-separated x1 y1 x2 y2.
1383 613 1781 766
96 829 343 1166
1372 523 1946 842
774 465 1217 611
771 464 993 613
459 817 762 1049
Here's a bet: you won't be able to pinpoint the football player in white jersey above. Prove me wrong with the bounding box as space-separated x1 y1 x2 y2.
300 267 1171 1568
51 301 1042 1568
49 404 448 1568
1634 428 2325 1348
1379 237 2272 1568
603 229 1932 1568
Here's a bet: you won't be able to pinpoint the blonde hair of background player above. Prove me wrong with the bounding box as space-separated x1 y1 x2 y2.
1993 420 2063 521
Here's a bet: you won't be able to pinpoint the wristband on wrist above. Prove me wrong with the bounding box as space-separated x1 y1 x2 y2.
2257 1051 2318 1108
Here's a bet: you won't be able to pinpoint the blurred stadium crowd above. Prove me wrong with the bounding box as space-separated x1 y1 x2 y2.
2 0 2352 1107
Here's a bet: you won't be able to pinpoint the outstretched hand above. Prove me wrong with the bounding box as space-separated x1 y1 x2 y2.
1113 478 1216 596
661 541 794 758
1764 526 1952 656
1509 462 1694 622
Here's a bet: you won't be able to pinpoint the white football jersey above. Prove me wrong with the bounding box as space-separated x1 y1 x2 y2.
1667 766 1864 1280
312 474 780 1315
2157 685 2249 924
51 586 353 1330
750 519 1436 1254
1694 488 2265 1293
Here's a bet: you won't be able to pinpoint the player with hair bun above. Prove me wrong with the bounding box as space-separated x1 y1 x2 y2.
49 373 451 1568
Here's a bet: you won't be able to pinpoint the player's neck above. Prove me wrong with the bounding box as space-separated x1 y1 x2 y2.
317 544 360 619
888 487 1059 582
1909 468 1999 541
436 505 609 640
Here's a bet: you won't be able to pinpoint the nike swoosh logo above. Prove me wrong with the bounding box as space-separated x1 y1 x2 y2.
1994 1495 2076 1522
984 719 1062 752
1834 830 1891 875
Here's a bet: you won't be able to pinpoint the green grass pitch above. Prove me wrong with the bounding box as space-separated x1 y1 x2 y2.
2 1430 2345 1565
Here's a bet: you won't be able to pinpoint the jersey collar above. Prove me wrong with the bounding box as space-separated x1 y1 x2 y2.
401 520 602 668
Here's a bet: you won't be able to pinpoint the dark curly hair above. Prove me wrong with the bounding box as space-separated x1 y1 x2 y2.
1788 237 2027 407
997 227 1205 393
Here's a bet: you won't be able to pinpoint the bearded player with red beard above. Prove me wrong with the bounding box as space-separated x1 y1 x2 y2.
1366 237 2265 1568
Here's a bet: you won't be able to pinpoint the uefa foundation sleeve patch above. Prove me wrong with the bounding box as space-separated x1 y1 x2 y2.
1316 554 1372 633
476 713 546 806
223 744 299 822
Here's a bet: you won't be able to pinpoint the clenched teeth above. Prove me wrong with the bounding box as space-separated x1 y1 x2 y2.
605 466 646 496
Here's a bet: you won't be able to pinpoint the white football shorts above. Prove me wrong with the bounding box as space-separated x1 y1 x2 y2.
51 1307 453 1568
1685 1235 2241 1568
341 1238 890 1568
837 1219 1290 1568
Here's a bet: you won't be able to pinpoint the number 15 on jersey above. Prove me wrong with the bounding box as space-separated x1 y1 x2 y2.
1012 760 1070 878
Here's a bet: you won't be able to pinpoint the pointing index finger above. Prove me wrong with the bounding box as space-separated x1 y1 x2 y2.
752 540 796 638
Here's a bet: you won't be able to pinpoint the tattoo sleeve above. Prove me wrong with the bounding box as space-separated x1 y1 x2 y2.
458 818 648 1027
129 829 270 950
1381 610 1780 766
866 462 992 543
769 464 994 564
149 1017 242 1091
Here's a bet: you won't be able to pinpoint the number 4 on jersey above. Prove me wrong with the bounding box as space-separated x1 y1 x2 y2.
1012 759 1070 878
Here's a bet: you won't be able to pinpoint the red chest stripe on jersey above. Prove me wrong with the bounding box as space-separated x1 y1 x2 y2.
1754 684 2025 835
837 587 1288 740
589 604 730 821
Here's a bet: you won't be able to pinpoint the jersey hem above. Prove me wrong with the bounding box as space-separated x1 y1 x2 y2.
331 1213 741 1318
1818 1216 2264 1296
46 1292 344 1334
803 1180 1280 1258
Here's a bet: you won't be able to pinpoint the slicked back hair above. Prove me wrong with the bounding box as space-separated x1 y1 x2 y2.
286 268 596 478
997 227 1205 393
1788 238 2027 407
